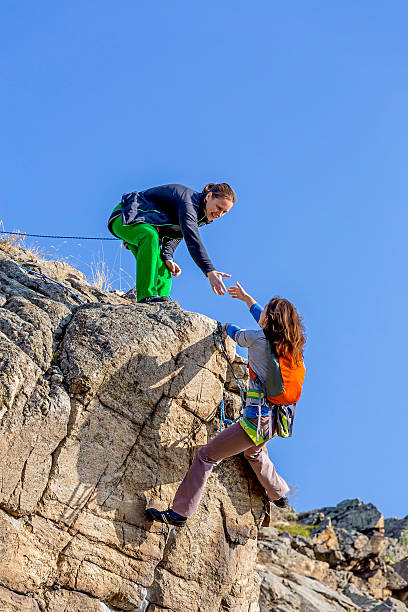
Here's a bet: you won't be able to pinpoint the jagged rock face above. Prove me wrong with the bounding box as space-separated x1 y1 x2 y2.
258 500 408 611
298 500 387 578
298 498 385 533
384 517 408 564
2 244 407 612
0 246 264 611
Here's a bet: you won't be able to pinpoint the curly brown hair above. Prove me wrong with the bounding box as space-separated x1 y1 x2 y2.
263 297 306 365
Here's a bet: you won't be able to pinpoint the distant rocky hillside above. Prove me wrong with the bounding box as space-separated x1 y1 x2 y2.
0 242 406 612
258 498 408 611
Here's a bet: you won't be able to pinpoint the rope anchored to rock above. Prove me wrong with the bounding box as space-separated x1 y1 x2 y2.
1 230 118 241
215 323 247 431
17 265 86 304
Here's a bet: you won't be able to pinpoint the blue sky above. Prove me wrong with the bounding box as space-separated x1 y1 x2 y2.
1 1 407 519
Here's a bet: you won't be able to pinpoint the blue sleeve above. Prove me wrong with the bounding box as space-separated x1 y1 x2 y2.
250 303 263 324
226 324 240 341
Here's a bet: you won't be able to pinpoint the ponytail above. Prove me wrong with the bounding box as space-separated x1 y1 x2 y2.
202 182 236 203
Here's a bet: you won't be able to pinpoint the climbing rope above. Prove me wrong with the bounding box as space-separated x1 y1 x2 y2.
219 396 234 431
215 324 247 431
215 324 247 397
1 230 118 241
18 265 86 304
1 227 122 302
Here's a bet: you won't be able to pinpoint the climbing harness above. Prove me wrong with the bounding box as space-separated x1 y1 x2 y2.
215 324 297 442
216 324 267 439
17 265 86 304
244 376 273 444
240 416 266 446
245 376 296 442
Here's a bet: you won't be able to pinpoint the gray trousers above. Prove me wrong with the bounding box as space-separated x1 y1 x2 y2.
172 416 289 518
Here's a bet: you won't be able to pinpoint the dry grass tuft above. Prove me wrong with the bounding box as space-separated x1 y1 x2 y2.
88 252 114 292
0 220 45 259
0 221 127 295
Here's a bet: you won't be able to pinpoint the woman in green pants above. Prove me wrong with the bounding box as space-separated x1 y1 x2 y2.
108 183 235 303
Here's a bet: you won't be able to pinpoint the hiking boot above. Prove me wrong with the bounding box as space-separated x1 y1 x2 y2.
273 496 289 509
138 296 171 304
145 508 187 527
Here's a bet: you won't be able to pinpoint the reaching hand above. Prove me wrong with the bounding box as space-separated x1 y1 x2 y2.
165 260 182 277
228 281 249 301
207 270 231 295
228 281 256 307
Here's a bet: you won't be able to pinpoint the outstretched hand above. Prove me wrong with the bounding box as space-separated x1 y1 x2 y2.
228 281 249 301
165 260 182 277
207 270 231 295
228 281 256 308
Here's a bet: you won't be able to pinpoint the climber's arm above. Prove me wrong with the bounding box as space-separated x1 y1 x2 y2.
225 324 257 348
225 323 240 341
249 303 263 324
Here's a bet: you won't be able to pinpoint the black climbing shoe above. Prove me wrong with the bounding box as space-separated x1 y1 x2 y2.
138 296 171 304
273 496 289 509
145 508 187 527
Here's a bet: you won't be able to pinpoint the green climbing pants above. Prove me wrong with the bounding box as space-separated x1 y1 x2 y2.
111 214 172 302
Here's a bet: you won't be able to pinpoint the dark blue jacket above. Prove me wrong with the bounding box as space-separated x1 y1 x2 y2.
108 184 215 275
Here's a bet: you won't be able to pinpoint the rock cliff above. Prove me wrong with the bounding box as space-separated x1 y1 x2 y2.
0 242 407 612
0 243 264 611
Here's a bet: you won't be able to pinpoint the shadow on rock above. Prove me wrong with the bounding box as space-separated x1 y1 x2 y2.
39 302 265 610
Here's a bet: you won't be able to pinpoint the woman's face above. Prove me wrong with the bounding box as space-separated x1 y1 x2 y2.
205 193 234 222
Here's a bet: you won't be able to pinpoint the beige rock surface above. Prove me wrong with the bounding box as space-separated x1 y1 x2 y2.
2 245 407 612
0 585 41 611
0 245 265 611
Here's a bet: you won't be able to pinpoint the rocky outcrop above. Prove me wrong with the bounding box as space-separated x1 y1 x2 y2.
1 243 407 612
258 499 408 611
0 244 264 611
384 517 408 565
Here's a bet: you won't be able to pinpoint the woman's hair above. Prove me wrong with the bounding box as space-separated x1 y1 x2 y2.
263 297 306 364
202 182 236 204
